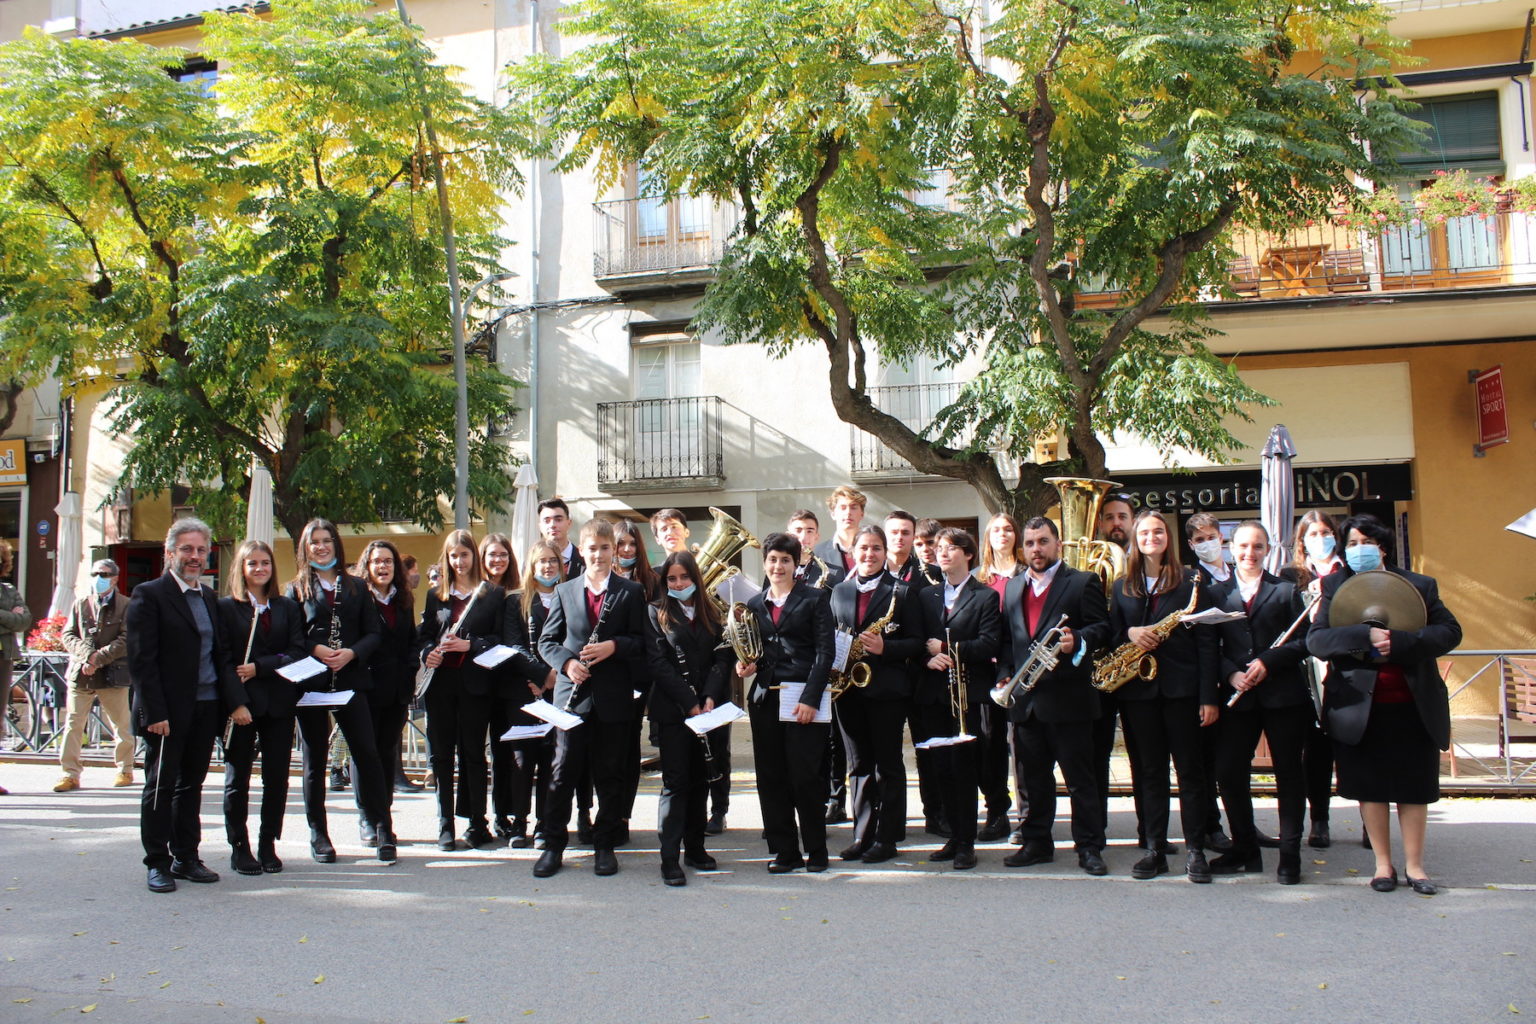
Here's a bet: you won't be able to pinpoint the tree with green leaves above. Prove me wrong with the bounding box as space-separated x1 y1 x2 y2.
0 0 522 542
507 0 1416 516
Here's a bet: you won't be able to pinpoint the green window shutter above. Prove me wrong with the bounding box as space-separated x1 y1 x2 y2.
1393 92 1503 174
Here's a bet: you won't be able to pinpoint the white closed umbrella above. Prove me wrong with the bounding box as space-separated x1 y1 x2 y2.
48 491 83 618
246 457 275 548
510 463 539 561
1259 424 1298 575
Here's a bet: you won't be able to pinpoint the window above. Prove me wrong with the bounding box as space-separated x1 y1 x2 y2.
629 327 706 475
171 61 217 98
1391 92 1502 176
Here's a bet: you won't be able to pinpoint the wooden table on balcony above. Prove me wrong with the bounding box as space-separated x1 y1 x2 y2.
1261 243 1331 296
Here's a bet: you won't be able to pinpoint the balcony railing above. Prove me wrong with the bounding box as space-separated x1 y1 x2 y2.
850 382 976 476
592 196 741 279
596 396 725 490
1077 207 1536 308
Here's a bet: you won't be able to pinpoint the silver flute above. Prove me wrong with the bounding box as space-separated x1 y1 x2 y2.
563 590 611 712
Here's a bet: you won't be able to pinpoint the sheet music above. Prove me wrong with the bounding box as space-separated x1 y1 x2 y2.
500 722 554 742
777 683 832 724
1180 608 1247 626
831 629 854 673
277 656 329 682
915 734 978 749
296 689 354 708
473 644 517 668
716 574 761 607
522 698 585 732
685 701 747 736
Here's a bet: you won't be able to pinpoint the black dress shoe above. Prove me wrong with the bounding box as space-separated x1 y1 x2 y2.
1131 851 1169 879
257 839 284 874
493 816 514 840
171 859 220 884
575 809 594 844
377 834 397 864
1308 821 1332 849
952 846 977 871
1003 841 1054 868
464 825 494 849
1186 850 1212 884
393 773 424 793
767 854 804 874
1209 849 1263 874
532 850 562 877
359 821 379 848
684 851 718 871
1256 830 1281 849
593 847 619 876
824 803 849 825
976 814 1011 843
507 817 530 848
230 845 262 877
328 766 349 792
1276 851 1301 886
437 826 457 852
805 849 829 873
1406 875 1437 896
1204 830 1234 853
147 867 177 893
310 832 336 864
1078 849 1108 876
704 812 725 836
861 842 897 864
924 817 953 839
839 841 867 862
929 841 957 863
1370 870 1398 893
660 861 687 887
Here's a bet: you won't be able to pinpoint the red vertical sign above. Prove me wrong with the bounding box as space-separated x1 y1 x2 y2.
1474 365 1509 452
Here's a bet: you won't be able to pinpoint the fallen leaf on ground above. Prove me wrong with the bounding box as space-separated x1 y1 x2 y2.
160 982 171 990
81 1005 97 1014
1318 983 1328 990
313 976 325 985
298 936 308 944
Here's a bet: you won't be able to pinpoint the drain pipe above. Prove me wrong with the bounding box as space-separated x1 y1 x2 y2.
527 0 543 483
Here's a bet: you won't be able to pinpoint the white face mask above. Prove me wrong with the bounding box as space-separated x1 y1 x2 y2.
1192 538 1223 564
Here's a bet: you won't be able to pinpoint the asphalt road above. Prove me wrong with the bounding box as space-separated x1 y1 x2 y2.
1 761 1533 1024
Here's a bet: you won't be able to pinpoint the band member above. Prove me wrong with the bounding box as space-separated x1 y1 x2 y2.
285 518 394 865
612 518 658 843
1097 493 1134 552
538 498 585 579
787 509 832 590
1308 514 1462 895
219 540 306 876
356 539 418 840
973 512 1021 840
129 518 250 893
480 533 524 841
535 519 650 878
913 518 942 569
1109 510 1219 883
1091 491 1136 845
511 541 566 849
1184 512 1232 853
1209 521 1312 884
812 485 865 584
56 559 134 792
648 552 734 885
997 516 1113 875
886 510 942 587
417 530 507 851
804 500 854 825
738 532 835 873
915 528 1001 869
830 524 922 863
650 508 691 557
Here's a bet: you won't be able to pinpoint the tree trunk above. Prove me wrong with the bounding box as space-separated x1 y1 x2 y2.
0 380 21 436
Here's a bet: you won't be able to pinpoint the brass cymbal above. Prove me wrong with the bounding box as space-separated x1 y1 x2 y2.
1328 571 1426 631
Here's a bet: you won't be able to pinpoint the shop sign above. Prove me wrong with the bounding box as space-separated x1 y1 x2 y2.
0 440 25 487
1473 366 1509 454
1117 462 1413 514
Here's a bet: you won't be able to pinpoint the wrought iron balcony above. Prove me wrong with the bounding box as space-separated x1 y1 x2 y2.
592 196 740 283
849 382 975 477
596 396 725 491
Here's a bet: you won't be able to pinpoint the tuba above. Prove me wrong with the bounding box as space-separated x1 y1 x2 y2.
693 506 762 615
1046 477 1127 596
721 602 763 665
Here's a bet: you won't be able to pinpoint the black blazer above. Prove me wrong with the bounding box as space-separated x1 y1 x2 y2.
829 574 922 701
998 564 1112 723
744 583 835 710
647 603 733 725
489 590 548 701
217 595 308 718
1210 572 1311 711
127 573 244 734
812 538 853 588
367 592 419 707
1307 566 1461 749
537 574 648 722
914 576 1002 705
561 544 587 581
284 574 381 693
1107 570 1218 705
891 555 943 589
416 583 508 698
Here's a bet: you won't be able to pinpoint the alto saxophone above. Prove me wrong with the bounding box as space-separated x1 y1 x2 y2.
809 553 832 590
1091 576 1201 693
829 591 898 700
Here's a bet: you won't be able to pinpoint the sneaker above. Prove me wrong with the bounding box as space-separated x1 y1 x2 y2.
53 776 80 793
113 770 134 787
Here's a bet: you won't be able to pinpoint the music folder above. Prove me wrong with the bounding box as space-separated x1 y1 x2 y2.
777 683 832 723
521 698 584 732
276 656 328 682
296 689 354 708
685 701 747 736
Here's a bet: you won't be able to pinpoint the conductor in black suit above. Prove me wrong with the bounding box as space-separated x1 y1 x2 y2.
997 516 1113 876
129 518 249 893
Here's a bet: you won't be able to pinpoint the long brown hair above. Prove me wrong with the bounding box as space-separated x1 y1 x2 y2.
1289 510 1339 587
229 539 276 603
1124 510 1186 598
612 519 657 595
519 540 563 599
290 518 348 603
976 513 1020 585
356 538 415 619
435 529 483 601
480 532 520 591
653 551 721 636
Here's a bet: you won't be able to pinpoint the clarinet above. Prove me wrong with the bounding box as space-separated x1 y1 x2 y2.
326 588 344 691
563 590 610 712
665 625 723 783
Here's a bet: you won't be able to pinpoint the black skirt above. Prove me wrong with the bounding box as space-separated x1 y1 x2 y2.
1332 700 1440 805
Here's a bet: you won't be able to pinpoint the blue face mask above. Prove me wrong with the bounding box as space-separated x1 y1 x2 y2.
617 555 638 569
1344 543 1382 573
309 558 338 571
669 583 697 602
1304 534 1336 561
534 572 561 587
94 576 113 595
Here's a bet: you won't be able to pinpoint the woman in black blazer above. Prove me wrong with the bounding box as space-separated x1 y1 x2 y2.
509 541 565 849
737 532 836 874
1307 514 1462 895
1208 522 1312 884
219 539 307 876
829 524 923 864
356 539 418 841
480 533 524 842
1108 509 1219 884
285 518 394 864
417 529 507 851
648 552 734 886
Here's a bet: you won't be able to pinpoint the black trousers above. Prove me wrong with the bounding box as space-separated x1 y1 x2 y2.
1012 715 1104 851
1119 696 1210 852
489 698 515 821
423 678 493 829
911 699 980 846
823 701 848 811
655 719 710 861
908 704 942 822
749 700 830 858
365 697 409 814
622 696 646 819
976 702 1012 820
223 711 295 845
837 692 909 847
1199 718 1225 837
1303 718 1334 822
707 724 731 816
544 715 632 852
140 698 221 870
297 693 390 836
1217 703 1313 852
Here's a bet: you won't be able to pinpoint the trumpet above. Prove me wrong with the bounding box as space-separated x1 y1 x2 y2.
991 613 1070 708
946 627 969 737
